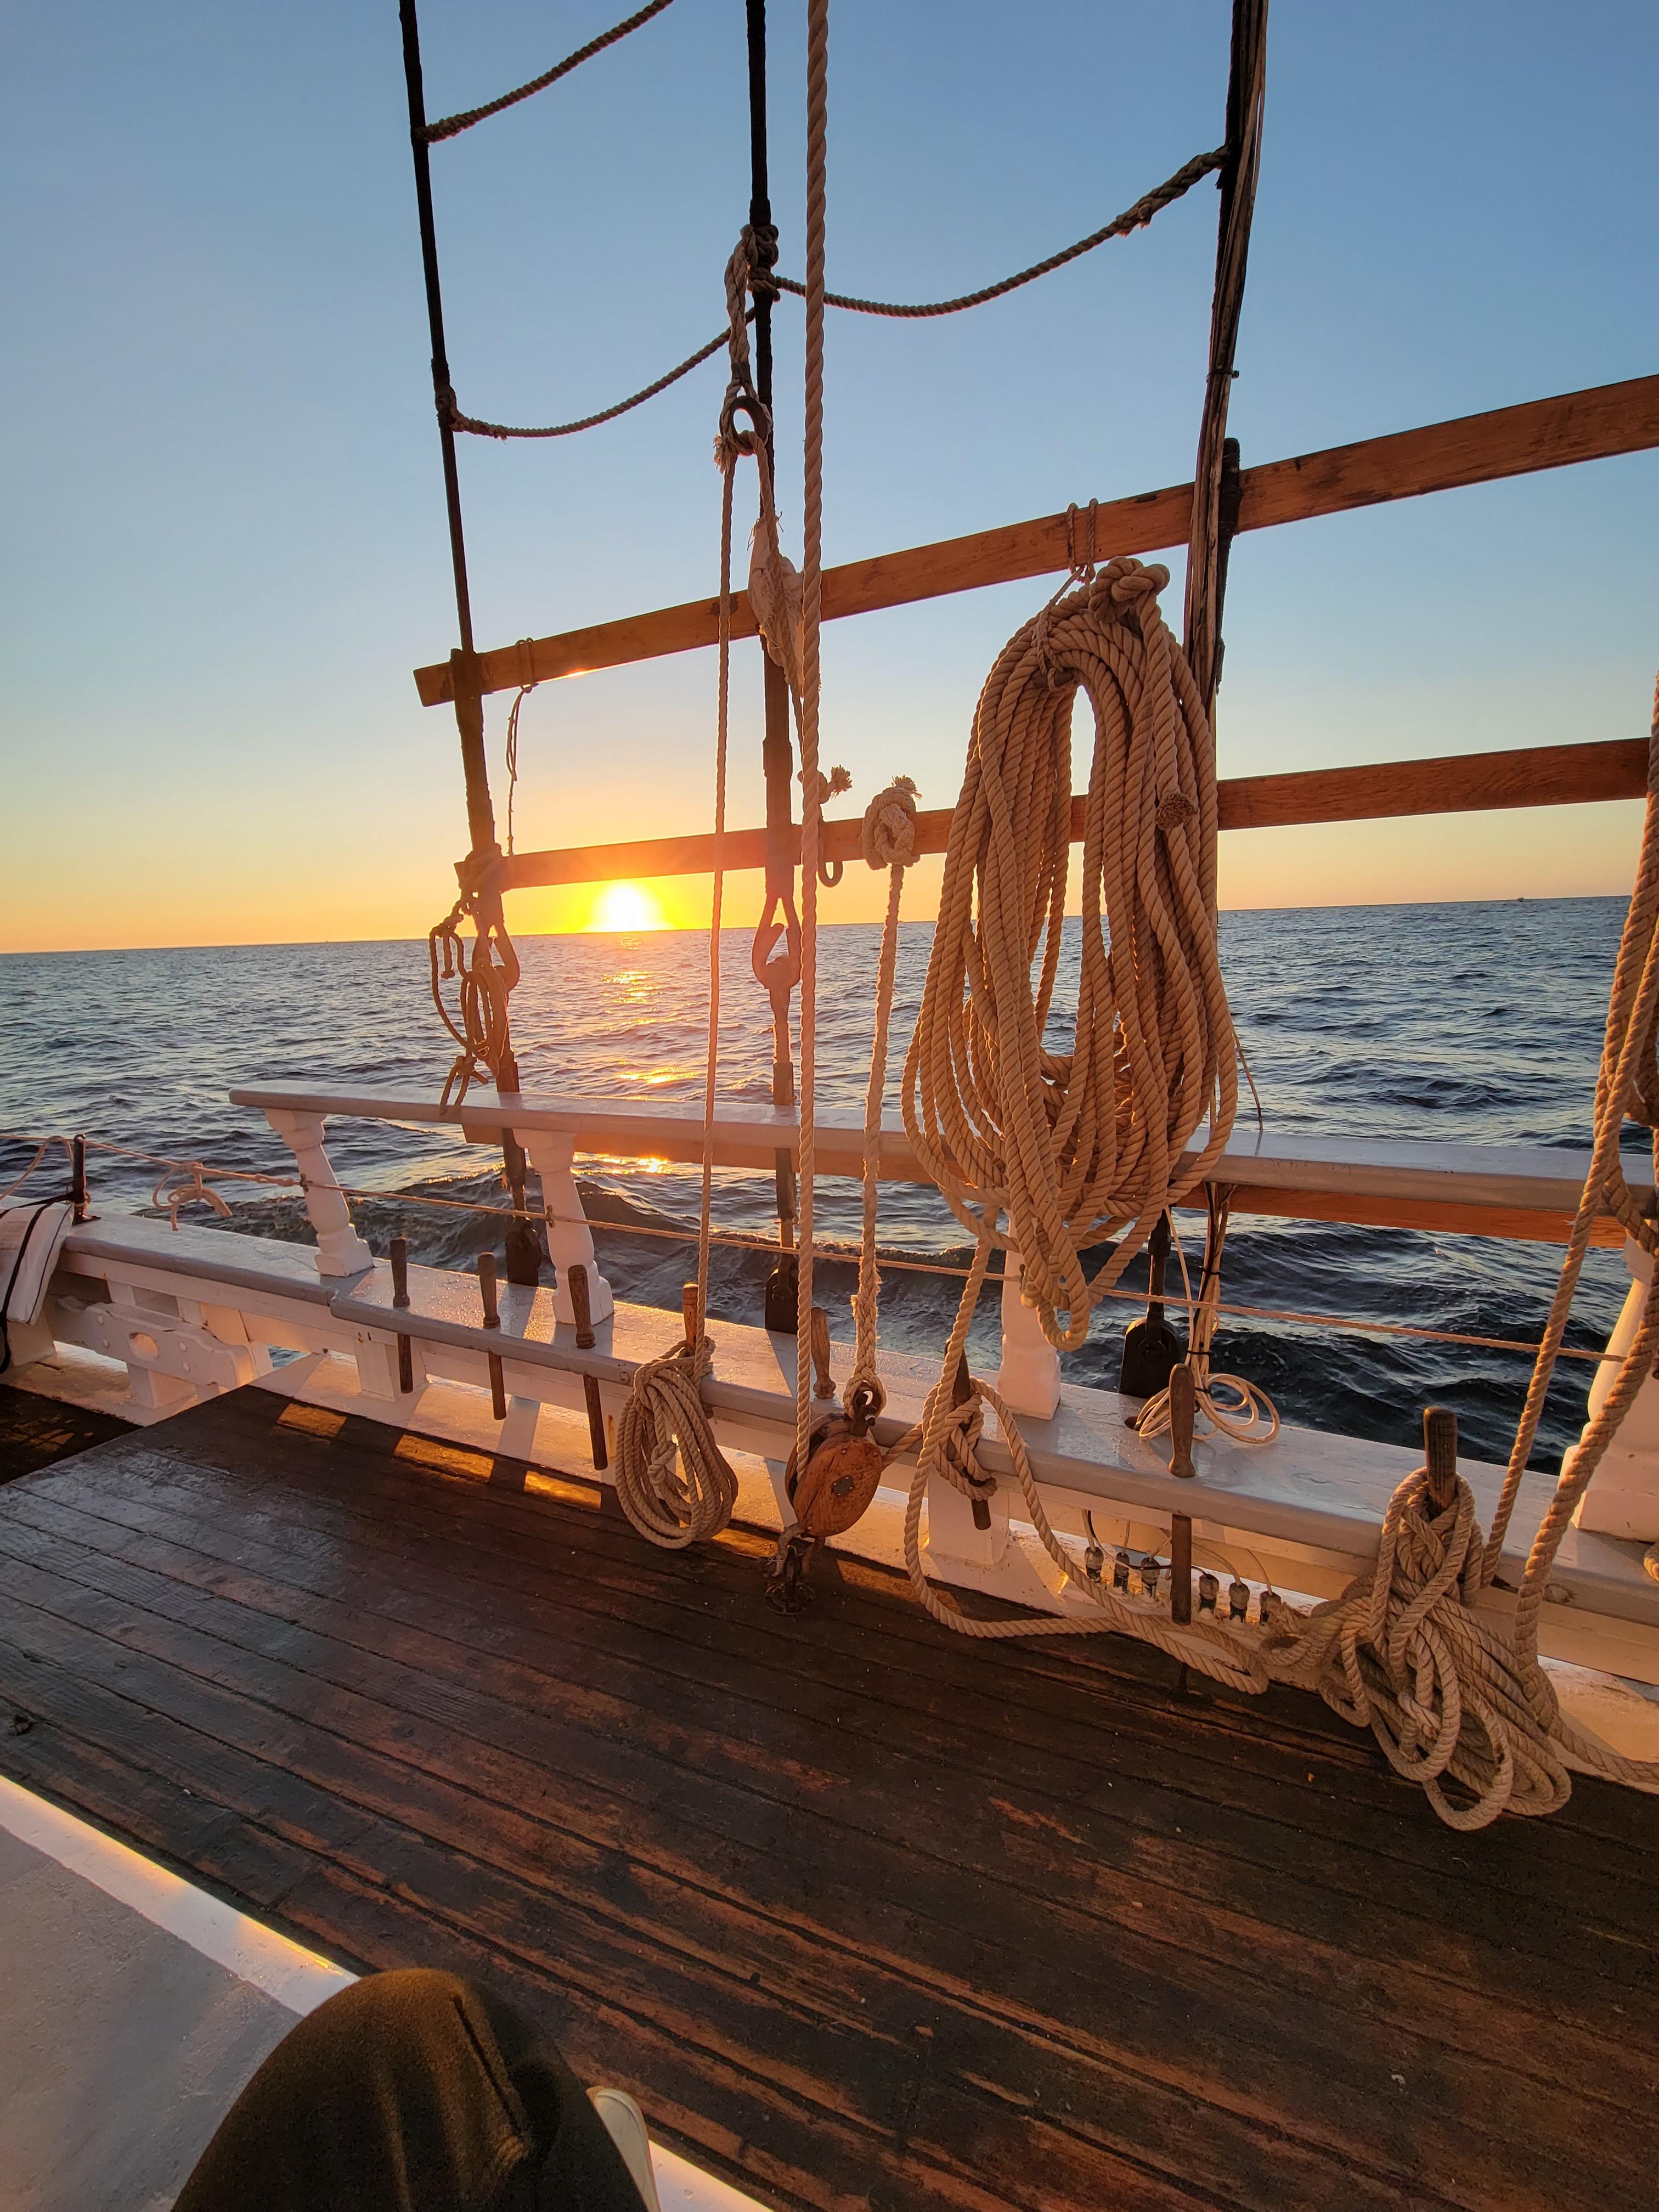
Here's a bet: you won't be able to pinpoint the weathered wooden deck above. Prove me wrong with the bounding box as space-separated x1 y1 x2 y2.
0 1386 1653 2212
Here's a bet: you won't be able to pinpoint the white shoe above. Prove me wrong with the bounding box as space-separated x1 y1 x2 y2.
588 2086 662 2212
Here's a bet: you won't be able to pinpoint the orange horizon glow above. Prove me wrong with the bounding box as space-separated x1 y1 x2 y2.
1 806 1644 953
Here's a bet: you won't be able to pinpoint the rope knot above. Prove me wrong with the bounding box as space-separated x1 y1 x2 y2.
152 1162 232 1231
1102 555 1170 610
861 776 919 869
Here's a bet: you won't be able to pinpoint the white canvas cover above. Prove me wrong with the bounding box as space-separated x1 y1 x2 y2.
1 1199 74 1369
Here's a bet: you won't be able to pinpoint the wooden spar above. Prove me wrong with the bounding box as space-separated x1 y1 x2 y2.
414 373 1659 706
482 736 1646 893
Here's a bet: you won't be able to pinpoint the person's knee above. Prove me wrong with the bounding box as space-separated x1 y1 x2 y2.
251 1969 522 2124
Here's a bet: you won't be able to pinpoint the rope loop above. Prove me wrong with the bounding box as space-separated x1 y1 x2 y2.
1263 1468 1571 1830
428 893 521 1109
151 1162 233 1231
612 1335 739 1549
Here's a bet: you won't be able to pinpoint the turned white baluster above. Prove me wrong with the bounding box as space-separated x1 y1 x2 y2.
994 1245 1062 1420
520 1130 614 1327
261 1108 373 1279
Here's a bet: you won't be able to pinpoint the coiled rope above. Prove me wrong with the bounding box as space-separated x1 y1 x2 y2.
1135 1187 1279 1447
882 571 1659 1829
902 556 1238 1350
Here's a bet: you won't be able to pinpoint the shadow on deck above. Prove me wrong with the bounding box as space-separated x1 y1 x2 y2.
0 1386 1652 2212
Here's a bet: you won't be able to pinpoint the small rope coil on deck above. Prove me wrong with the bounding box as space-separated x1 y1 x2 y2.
612 1336 738 1549
1262 1467 1572 1829
1135 1189 1279 1446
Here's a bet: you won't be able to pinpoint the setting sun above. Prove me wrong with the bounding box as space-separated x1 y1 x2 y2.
590 880 669 933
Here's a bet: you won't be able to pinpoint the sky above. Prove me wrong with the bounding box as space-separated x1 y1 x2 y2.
2 1 1656 952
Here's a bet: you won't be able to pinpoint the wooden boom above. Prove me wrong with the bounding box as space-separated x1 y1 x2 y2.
415 373 1659 707
484 737 1647 893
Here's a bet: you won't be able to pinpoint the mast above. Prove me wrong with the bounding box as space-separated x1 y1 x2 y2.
746 0 803 1330
398 0 538 1281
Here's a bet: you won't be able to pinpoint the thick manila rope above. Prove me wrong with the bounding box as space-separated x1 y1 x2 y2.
886 563 1654 1829
901 556 1238 1349
1454 684 1659 1795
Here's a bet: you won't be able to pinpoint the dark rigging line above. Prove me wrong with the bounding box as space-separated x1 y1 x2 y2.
443 145 1226 442
420 0 678 145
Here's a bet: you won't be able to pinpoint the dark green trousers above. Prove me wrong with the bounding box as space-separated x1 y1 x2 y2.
175 1970 647 2212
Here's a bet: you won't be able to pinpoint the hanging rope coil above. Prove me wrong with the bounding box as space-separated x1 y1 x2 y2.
902 556 1237 1352
428 896 521 1108
888 640 1659 1827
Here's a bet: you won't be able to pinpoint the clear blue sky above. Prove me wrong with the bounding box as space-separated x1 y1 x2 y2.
2 1 1656 947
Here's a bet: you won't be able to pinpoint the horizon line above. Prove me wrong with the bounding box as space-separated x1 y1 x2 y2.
0 890 1624 960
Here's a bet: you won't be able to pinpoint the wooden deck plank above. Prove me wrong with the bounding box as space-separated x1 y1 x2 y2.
0 1560 1627 2212
0 1590 1431 2212
43 1411 1655 1867
15 1436 1658 1997
5 1479 1656 2139
1 1392 1655 2212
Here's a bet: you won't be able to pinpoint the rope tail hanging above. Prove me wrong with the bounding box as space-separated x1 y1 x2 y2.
608 210 789 1549
847 780 921 1413
791 0 832 1512
1135 1187 1279 1446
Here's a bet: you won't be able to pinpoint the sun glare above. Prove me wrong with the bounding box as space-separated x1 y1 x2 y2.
591 880 668 933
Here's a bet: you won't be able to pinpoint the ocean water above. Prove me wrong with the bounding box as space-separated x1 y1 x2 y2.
0 899 1638 1470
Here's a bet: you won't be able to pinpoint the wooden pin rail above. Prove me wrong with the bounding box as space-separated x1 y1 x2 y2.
415 373 1659 707
484 736 1647 894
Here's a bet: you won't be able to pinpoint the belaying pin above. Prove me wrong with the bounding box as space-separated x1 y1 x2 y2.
1083 1511 1104 1583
